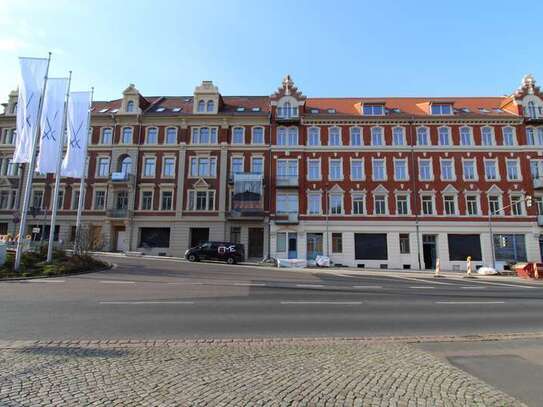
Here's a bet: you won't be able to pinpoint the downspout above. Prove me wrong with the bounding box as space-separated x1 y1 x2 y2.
266 109 273 261
409 118 422 270
127 112 143 252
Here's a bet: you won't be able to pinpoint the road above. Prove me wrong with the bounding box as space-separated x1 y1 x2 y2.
1 254 542 340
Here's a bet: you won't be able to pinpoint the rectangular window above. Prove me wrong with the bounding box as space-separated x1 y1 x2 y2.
307 160 321 180
526 128 535 145
396 195 408 215
417 128 429 145
143 157 156 177
489 195 501 215
372 159 386 181
374 195 386 215
163 157 175 177
72 190 80 210
511 195 523 215
394 159 408 181
506 160 520 181
277 232 286 252
141 191 153 210
121 127 132 144
94 190 106 210
332 233 343 253
351 159 364 180
277 160 298 177
231 157 244 175
97 157 110 177
444 195 456 215
354 233 387 260
393 127 404 145
371 128 383 145
422 195 433 215
165 127 177 144
441 159 454 181
419 159 432 180
101 128 112 144
190 157 217 177
463 160 477 180
276 194 298 213
352 193 364 214
399 233 410 254
329 159 342 180
350 128 362 146
503 127 515 146
6 159 18 176
146 128 158 144
230 227 241 244
251 157 263 174
329 193 343 214
363 104 385 116
232 127 244 144
56 190 64 210
460 128 472 146
448 234 482 261
466 195 478 215
481 127 493 146
161 191 173 210
485 160 498 180
328 127 341 146
187 190 215 211
308 127 320 146
0 191 9 209
438 128 450 145
192 127 217 144
431 104 452 115
252 127 264 144
494 234 526 262
140 228 170 248
308 193 321 214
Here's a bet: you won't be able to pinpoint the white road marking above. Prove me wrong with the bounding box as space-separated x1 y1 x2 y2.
295 284 325 288
389 276 457 286
352 285 382 289
454 280 537 289
233 282 266 287
410 286 435 289
26 279 65 283
100 301 195 305
280 301 362 305
435 301 505 305
99 280 135 284
460 286 486 289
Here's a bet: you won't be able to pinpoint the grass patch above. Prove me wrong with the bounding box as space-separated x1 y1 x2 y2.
0 246 111 279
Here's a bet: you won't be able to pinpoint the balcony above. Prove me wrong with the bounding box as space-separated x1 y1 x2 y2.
275 212 299 224
276 107 299 123
228 208 265 219
106 208 133 218
533 177 543 190
230 173 264 218
538 215 543 227
276 175 299 188
110 172 135 185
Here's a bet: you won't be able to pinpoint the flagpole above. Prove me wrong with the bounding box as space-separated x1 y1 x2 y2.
14 52 52 272
46 71 72 263
74 87 94 255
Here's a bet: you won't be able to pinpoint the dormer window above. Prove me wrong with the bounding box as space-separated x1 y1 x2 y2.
431 103 453 115
278 101 298 119
126 100 135 113
527 101 538 119
197 100 205 113
363 104 385 116
206 100 214 112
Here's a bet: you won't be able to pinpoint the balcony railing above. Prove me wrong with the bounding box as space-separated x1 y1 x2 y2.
276 175 299 187
276 107 299 121
110 172 135 184
106 208 132 218
275 212 299 224
533 177 543 190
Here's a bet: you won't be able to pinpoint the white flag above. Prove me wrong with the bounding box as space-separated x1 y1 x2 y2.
13 57 49 163
61 91 91 178
35 78 69 174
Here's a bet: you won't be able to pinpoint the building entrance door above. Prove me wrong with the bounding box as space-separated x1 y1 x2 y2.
248 228 264 259
422 234 437 269
116 230 128 252
287 233 297 259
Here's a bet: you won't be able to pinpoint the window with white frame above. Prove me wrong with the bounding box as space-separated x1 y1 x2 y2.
488 195 501 215
94 190 106 210
251 157 263 174
307 193 321 214
287 127 298 145
463 159 477 181
328 127 341 146
277 101 297 118
537 197 543 215
460 127 472 146
165 127 177 144
396 194 409 215
206 100 214 112
481 127 494 146
438 127 450 146
146 127 158 144
350 127 362 146
511 195 523 216
329 159 342 180
141 191 153 210
276 193 298 213
252 127 264 144
440 159 455 181
371 127 383 145
231 157 244 175
55 190 63 210
329 193 343 214
277 159 298 178
161 191 173 210
0 191 10 209
393 127 404 145
537 128 543 145
419 159 432 181
374 194 387 215
363 104 385 116
101 128 112 144
503 127 515 146
530 160 543 179
394 159 408 181
506 159 520 181
307 159 321 180
277 127 298 146
5 158 18 176
71 190 80 210
126 100 135 113
190 156 217 177
484 159 498 181
352 193 364 214
350 159 364 180
443 195 456 215
121 127 132 144
421 195 433 215
232 127 244 144
372 159 386 181
192 127 217 144
2 128 16 144
96 157 110 177
188 190 215 211
31 190 44 209
431 103 453 115
163 157 175 177
308 127 320 146
197 100 205 113
466 195 479 215
526 128 535 145
417 127 429 145
143 157 156 177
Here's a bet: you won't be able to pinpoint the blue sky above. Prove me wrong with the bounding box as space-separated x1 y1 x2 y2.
1 0 541 103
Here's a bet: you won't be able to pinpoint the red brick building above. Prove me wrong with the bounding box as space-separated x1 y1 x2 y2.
1 75 542 270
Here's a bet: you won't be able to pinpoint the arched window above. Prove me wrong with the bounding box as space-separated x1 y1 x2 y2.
206 100 214 112
119 155 132 174
121 127 132 144
528 101 537 119
126 100 135 113
197 100 205 112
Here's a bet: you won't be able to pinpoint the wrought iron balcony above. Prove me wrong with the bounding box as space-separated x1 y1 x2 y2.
276 175 299 188
110 172 135 184
275 212 299 224
106 208 133 218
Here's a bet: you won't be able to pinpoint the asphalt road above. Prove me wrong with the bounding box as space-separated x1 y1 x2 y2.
1 254 542 340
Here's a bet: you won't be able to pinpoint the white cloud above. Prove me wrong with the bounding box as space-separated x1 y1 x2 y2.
0 37 26 51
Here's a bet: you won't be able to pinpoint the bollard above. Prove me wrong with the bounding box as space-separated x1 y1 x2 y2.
434 258 443 278
464 255 475 278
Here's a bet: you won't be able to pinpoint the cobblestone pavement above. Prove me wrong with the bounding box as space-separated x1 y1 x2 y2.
0 338 524 407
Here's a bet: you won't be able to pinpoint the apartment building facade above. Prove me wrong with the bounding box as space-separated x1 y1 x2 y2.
1 74 542 269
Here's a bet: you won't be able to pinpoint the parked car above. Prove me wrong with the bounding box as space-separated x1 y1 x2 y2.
185 241 244 264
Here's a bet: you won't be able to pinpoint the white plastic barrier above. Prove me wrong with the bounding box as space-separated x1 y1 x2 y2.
277 258 307 268
315 255 330 267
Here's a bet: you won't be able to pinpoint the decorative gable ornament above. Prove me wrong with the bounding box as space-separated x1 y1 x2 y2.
270 74 306 102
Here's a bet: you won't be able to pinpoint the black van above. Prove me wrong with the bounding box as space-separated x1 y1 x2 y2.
185 241 244 264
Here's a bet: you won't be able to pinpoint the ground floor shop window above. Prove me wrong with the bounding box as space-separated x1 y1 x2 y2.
332 233 342 253
354 233 387 260
494 234 526 262
0 222 7 235
140 227 170 248
230 227 241 244
306 233 323 260
448 234 481 261
399 233 410 254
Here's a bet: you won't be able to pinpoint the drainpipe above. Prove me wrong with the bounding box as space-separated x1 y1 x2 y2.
266 111 273 260
409 118 422 270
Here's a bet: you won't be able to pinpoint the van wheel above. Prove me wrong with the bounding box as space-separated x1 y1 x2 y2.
226 257 236 265
188 254 198 262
